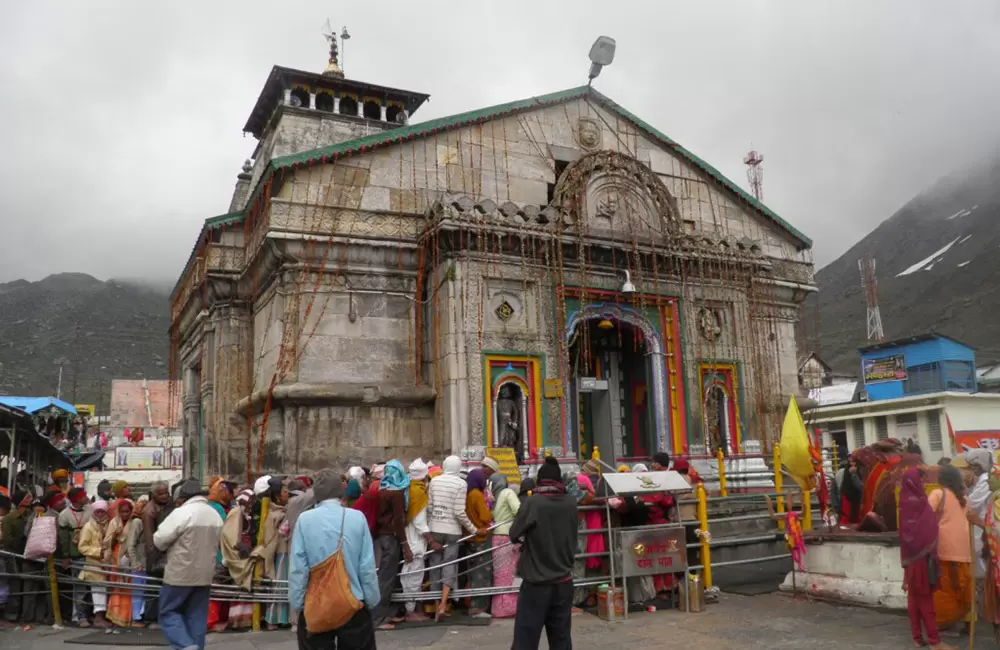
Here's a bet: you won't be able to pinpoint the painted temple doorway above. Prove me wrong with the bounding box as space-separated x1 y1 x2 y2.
569 316 656 464
699 363 742 456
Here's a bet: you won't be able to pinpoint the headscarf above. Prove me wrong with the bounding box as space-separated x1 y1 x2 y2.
617 464 631 473
964 448 993 474
632 463 649 473
672 458 690 473
236 489 253 506
442 455 462 477
92 499 109 513
347 466 365 483
115 498 134 518
295 476 313 489
840 462 863 522
899 467 938 566
313 469 345 502
380 460 410 508
371 464 386 480
428 465 442 478
489 473 508 498
51 469 69 483
466 468 487 493
45 491 66 510
407 476 429 523
346 479 363 501
581 459 600 475
253 475 273 497
68 487 88 507
408 458 429 481
111 480 129 498
481 457 500 474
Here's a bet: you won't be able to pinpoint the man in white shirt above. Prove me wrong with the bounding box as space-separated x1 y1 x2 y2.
153 480 224 650
427 455 483 621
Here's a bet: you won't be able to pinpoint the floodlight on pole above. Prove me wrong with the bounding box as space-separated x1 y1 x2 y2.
588 36 616 84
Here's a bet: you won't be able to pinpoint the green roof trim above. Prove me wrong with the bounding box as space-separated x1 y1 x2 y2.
261 85 810 250
204 211 244 229
170 211 246 300
178 84 813 305
587 89 812 249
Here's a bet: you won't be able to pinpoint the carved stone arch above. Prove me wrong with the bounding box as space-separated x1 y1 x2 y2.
551 149 681 235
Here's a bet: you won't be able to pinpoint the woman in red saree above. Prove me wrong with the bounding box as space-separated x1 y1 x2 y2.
898 468 948 649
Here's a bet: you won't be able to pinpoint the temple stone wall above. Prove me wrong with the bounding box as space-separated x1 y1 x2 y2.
180 90 816 475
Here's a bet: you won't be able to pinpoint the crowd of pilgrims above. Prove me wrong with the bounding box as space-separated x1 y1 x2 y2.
0 451 704 632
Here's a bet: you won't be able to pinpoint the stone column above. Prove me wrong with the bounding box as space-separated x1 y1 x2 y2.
309 92 316 110
357 101 364 118
334 97 341 114
380 105 387 121
283 88 292 106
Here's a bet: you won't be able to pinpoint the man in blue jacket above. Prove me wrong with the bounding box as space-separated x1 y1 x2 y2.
290 468 379 650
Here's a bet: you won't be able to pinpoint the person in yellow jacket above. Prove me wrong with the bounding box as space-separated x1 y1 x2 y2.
77 500 111 627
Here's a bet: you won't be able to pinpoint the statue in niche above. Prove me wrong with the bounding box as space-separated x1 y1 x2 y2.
496 384 523 464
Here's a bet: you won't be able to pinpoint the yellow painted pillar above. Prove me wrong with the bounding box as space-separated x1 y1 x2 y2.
831 441 839 474
774 443 785 531
252 496 270 632
696 483 712 588
716 448 728 497
803 489 813 531
47 556 63 627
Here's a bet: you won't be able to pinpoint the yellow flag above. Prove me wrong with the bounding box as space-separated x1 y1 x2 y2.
780 395 814 488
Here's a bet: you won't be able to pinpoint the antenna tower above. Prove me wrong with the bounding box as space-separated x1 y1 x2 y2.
858 255 885 342
744 149 764 201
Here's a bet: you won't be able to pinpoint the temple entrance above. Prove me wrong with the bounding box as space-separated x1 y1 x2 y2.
704 384 730 456
569 317 655 463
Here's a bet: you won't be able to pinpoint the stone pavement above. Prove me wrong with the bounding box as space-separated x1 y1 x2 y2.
3 593 997 649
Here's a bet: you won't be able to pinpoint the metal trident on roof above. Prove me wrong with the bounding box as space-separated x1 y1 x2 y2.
321 19 349 78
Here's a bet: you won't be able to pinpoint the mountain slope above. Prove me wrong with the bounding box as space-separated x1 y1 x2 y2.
809 157 1000 374
0 274 170 409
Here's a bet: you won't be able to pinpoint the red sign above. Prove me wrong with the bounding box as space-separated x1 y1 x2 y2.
954 430 1000 455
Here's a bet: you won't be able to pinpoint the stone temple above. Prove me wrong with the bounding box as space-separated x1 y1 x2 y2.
170 41 816 481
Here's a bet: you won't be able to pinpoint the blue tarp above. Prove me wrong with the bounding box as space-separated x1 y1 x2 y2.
0 396 78 415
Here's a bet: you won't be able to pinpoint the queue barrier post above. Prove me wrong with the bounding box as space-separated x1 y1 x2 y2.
696 482 712 589
47 555 63 627
773 443 785 531
803 489 813 531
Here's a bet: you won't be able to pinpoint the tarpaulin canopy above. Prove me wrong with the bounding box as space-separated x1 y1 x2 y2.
0 396 78 415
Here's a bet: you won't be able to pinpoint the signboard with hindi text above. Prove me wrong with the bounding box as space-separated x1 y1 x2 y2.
485 447 521 485
863 354 907 384
615 526 687 576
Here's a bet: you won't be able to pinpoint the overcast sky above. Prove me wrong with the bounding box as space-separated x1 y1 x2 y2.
2 1 998 284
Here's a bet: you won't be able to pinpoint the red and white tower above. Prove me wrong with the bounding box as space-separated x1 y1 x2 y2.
858 254 885 342
744 149 764 201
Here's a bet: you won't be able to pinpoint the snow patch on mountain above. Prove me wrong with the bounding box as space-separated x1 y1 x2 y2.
897 237 962 276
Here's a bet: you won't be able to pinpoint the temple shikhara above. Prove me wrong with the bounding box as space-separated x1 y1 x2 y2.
170 38 815 481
